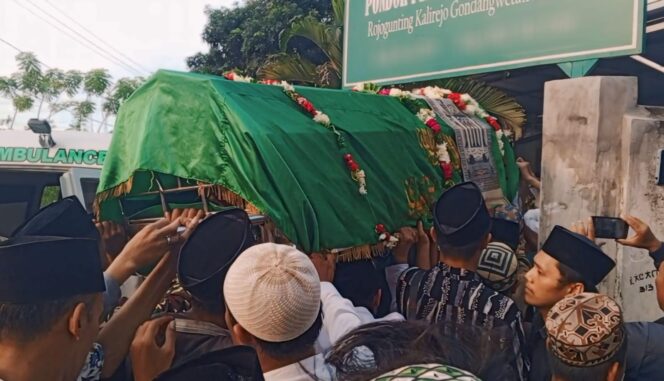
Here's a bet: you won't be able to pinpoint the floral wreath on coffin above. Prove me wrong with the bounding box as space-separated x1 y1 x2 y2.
353 84 511 159
225 73 401 248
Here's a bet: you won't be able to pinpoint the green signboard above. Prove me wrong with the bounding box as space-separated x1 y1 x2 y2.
343 0 646 87
0 147 107 166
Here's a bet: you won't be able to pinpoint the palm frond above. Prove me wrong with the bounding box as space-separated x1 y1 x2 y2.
315 61 341 88
278 15 342 72
429 78 526 139
257 53 321 86
332 0 345 26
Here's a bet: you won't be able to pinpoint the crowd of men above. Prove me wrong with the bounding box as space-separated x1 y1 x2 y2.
1 171 664 380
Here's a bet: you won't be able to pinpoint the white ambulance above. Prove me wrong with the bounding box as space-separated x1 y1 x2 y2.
0 121 111 239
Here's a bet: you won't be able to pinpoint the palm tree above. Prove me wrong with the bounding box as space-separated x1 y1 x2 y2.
257 0 343 88
257 0 526 135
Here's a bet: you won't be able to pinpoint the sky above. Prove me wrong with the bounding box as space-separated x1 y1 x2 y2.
0 0 239 131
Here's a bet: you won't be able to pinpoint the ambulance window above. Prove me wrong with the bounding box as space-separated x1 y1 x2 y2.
41 185 61 208
0 185 35 238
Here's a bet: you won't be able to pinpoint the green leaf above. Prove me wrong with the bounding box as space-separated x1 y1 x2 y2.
256 53 320 85
332 0 345 25
187 0 335 76
0 76 18 97
13 95 34 112
64 71 84 97
84 69 112 96
16 52 42 77
278 15 341 72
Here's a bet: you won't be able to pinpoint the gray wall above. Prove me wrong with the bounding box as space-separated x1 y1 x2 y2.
540 76 664 321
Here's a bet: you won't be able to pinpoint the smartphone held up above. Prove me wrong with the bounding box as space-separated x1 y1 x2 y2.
592 216 629 239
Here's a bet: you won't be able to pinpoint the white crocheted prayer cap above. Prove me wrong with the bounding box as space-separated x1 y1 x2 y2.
223 243 321 342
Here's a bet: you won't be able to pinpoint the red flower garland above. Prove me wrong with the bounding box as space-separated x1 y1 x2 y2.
297 97 317 117
344 154 360 172
485 116 501 131
441 162 453 180
282 85 368 195
447 92 467 111
425 118 442 134
375 224 398 248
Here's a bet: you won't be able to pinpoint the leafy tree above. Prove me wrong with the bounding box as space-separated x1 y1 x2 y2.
47 100 78 121
63 70 84 97
83 69 111 96
0 53 143 132
97 77 144 132
71 100 95 131
0 72 34 129
67 69 112 130
15 52 43 95
0 53 44 129
187 0 333 76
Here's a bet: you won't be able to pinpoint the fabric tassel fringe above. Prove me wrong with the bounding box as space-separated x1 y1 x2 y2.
93 176 135 217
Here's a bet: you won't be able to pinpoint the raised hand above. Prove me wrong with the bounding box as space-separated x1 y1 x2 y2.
130 316 176 381
617 215 662 252
310 252 336 283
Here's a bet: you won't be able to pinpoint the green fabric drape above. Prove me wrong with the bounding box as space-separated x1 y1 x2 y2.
97 70 519 253
97 70 443 252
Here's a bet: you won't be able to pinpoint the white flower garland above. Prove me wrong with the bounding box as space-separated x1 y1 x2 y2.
411 86 506 156
355 170 367 195
436 142 451 164
416 108 436 123
313 111 331 126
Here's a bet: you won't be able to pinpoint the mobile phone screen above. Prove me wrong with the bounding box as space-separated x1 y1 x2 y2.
592 217 628 239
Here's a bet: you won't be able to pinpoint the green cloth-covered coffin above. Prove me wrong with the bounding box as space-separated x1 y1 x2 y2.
96 70 517 255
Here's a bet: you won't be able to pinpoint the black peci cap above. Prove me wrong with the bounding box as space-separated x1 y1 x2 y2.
12 196 98 240
433 182 492 247
542 226 616 286
0 236 105 303
178 208 255 304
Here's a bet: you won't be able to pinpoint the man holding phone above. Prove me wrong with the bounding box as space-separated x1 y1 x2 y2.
568 215 664 380
615 215 664 310
582 214 664 311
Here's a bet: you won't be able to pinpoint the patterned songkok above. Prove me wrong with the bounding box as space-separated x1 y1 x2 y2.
545 293 624 367
477 242 518 292
372 364 481 381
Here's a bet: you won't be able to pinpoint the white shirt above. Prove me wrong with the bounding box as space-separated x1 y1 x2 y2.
263 353 335 381
385 264 409 313
315 282 404 353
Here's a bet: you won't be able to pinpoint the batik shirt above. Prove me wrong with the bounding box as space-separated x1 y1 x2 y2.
396 263 528 381
78 342 104 381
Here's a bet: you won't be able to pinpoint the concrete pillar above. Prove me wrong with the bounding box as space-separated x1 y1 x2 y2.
540 77 637 307
618 108 664 321
541 77 664 321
